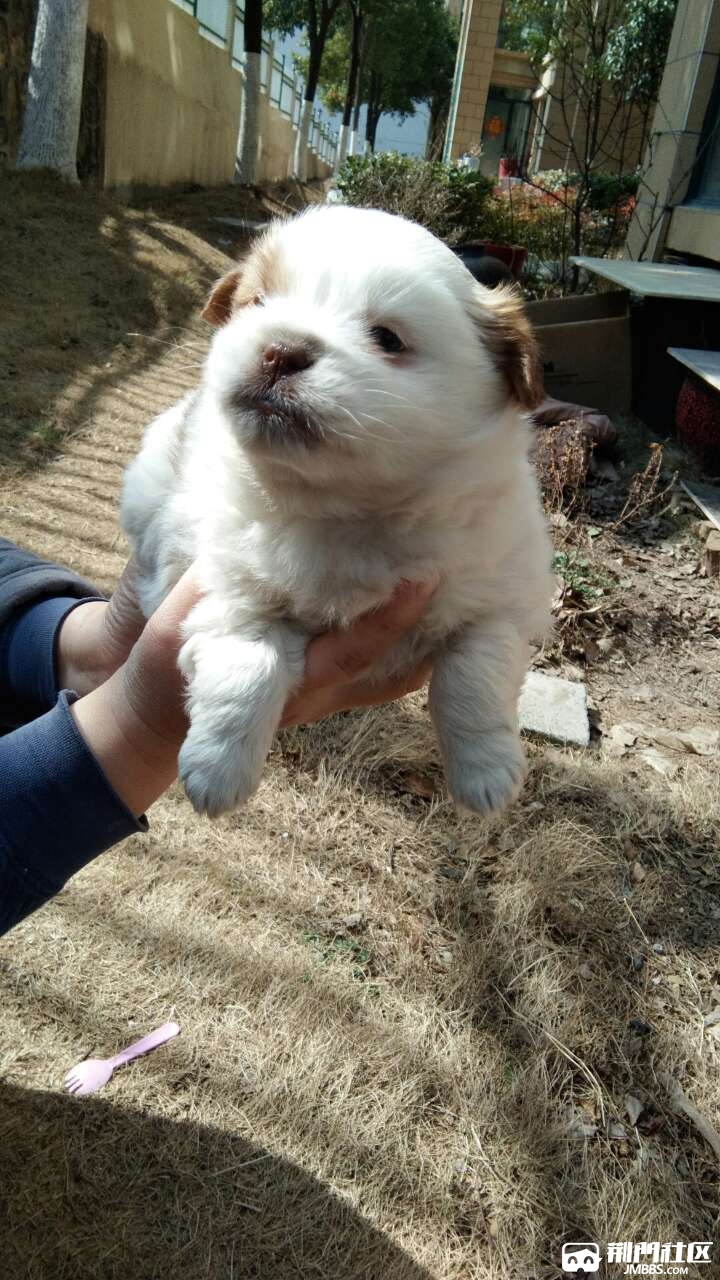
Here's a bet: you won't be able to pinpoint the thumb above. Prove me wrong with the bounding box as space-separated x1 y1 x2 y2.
99 557 149 671
121 566 202 746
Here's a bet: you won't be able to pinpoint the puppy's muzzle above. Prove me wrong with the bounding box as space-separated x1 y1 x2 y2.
261 341 316 387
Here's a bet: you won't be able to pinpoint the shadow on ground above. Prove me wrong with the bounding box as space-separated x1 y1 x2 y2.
0 1080 432 1280
0 171 232 480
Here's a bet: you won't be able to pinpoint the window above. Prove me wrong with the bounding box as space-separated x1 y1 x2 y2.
689 64 720 206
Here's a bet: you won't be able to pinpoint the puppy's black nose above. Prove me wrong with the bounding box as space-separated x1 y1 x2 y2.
261 341 315 385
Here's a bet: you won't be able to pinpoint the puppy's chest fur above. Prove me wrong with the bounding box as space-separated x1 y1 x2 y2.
199 483 490 653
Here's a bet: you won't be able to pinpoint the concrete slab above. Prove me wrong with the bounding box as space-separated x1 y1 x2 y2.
570 257 720 302
681 480 720 531
668 347 720 392
518 671 590 747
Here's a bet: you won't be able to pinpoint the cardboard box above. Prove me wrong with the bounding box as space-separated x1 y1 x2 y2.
525 291 631 415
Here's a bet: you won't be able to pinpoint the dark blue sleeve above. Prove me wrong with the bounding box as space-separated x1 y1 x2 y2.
0 693 146 934
0 540 147 935
0 595 99 727
0 536 103 726
0 536 99 624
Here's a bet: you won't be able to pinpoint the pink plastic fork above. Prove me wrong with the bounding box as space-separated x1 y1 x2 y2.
64 1021 181 1097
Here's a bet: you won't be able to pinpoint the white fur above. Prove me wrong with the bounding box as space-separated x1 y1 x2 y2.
121 206 553 817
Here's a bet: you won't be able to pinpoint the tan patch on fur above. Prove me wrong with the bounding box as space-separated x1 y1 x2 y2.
470 283 543 410
201 230 291 326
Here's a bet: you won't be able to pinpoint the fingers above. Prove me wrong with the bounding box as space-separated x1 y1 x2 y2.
300 577 439 693
99 557 149 671
121 566 202 747
280 659 432 727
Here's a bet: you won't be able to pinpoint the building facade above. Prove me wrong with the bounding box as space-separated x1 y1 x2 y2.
443 0 652 179
625 0 720 263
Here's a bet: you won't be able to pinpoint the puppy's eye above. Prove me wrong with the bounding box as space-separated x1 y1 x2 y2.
370 325 405 354
252 294 266 307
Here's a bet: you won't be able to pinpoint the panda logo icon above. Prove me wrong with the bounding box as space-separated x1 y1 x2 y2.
561 1242 601 1273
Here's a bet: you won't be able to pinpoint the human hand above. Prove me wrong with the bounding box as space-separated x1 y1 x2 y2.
56 558 147 696
69 569 436 817
280 578 436 726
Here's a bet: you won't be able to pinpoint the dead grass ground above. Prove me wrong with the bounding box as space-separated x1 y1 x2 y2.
1 175 719 1280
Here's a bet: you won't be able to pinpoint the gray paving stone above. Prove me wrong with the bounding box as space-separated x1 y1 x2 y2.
518 671 590 747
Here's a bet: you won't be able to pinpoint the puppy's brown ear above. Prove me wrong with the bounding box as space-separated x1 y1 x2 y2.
201 269 244 326
469 283 543 410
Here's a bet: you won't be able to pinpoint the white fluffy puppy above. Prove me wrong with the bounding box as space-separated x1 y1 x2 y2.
121 205 553 818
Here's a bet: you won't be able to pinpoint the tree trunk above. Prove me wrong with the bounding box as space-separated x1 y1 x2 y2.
235 51 262 185
293 96 313 181
336 123 349 168
425 92 448 162
349 54 364 157
366 107 381 152
342 7 362 130
293 23 325 181
365 71 381 152
335 8 362 172
16 0 89 181
235 0 263 185
292 1 341 179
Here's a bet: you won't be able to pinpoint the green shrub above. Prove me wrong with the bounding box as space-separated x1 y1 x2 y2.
587 170 640 212
334 152 494 244
334 154 637 297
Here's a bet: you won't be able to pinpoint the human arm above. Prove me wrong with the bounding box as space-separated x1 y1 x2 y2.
0 543 434 934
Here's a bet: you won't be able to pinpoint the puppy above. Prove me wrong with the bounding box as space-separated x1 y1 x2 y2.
121 205 553 818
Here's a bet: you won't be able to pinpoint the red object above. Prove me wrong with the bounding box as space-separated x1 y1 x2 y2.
498 156 518 179
479 241 527 281
484 114 504 138
675 373 720 471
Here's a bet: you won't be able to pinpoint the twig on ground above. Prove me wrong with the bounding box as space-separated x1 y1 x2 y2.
659 1073 720 1165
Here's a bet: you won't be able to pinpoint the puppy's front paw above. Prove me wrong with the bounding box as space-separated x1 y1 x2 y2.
444 728 525 817
178 720 263 818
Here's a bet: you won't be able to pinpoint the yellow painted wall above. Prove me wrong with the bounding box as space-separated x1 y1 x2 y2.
88 0 239 187
87 0 331 188
256 93 332 183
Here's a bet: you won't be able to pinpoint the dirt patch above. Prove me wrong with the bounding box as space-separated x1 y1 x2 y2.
1 174 719 1279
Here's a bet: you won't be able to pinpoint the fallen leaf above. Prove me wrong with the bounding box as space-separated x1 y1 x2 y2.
608 1120 629 1140
625 1094 644 1125
400 772 438 799
596 635 619 655
641 749 681 779
631 683 656 703
567 1113 597 1140
651 726 719 756
604 723 640 756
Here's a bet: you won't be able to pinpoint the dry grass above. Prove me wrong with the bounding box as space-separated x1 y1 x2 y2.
1 175 720 1280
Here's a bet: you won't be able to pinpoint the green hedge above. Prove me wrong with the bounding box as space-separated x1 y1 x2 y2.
335 153 495 245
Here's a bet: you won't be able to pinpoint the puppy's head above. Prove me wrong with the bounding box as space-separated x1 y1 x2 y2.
201 206 540 483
